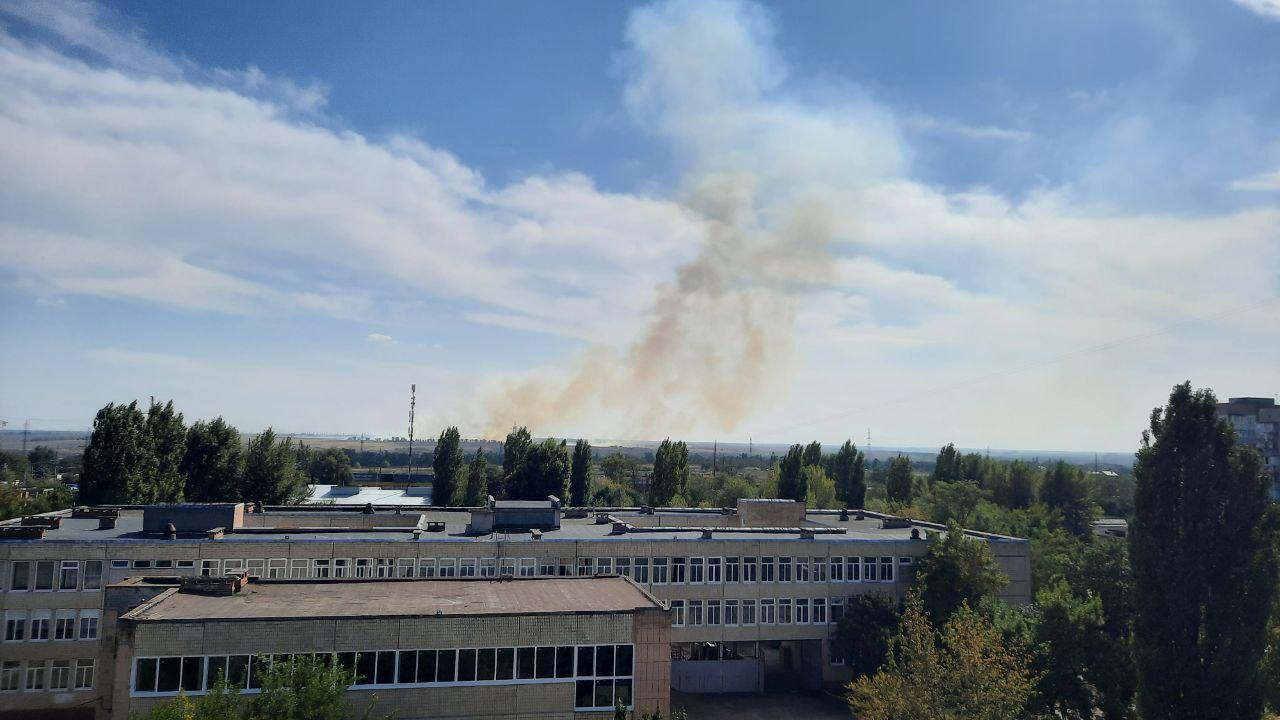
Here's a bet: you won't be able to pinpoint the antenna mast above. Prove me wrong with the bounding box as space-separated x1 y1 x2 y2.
406 384 416 485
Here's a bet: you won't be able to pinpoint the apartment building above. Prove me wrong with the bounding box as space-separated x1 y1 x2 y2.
1217 396 1280 499
0 498 1031 718
108 574 669 720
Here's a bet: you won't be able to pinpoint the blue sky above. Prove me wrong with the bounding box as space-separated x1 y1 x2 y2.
0 0 1277 451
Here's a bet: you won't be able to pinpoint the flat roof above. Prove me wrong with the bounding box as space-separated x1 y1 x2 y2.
122 576 661 622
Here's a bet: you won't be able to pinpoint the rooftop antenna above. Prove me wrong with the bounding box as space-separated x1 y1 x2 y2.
21 420 29 481
748 437 753 456
406 384 416 485
866 428 872 458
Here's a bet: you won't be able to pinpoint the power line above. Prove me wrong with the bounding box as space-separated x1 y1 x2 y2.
764 295 1280 438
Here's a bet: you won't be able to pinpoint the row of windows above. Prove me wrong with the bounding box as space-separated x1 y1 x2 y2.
669 597 859 627
133 645 634 710
182 555 906 585
4 560 103 592
0 659 95 692
3 609 99 642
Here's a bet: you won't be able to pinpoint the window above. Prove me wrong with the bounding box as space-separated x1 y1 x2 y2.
707 599 722 626
418 558 436 577
267 559 287 579
795 557 809 583
480 558 497 578
670 600 685 626
4 612 25 641
689 557 704 583
30 611 50 641
613 557 631 578
111 560 130 570
831 598 845 624
574 645 633 711
779 598 793 624
863 557 878 582
1 661 19 692
25 661 45 691
35 561 54 590
290 559 309 579
333 559 351 578
743 556 757 583
814 598 827 624
652 558 668 584
498 558 516 576
10 561 30 591
458 558 477 577
724 556 740 583
50 660 70 690
760 599 775 625
176 560 195 569
79 611 99 640
812 557 826 582
396 558 416 578
540 559 556 577
59 560 80 590
75 659 94 690
155 559 174 570
846 557 861 582
795 598 810 624
760 556 774 582
724 599 739 626
671 557 687 584
708 557 722 584
777 557 792 582
633 557 649 584
133 559 153 570
313 559 330 578
829 557 844 582
201 560 221 577
741 599 757 626
596 557 613 575
880 557 894 582
54 611 76 640
519 558 537 577
376 558 394 578
688 599 704 626
576 557 594 577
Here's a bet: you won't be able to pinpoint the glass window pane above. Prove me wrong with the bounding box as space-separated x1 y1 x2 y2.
576 679 594 708
595 645 614 677
416 650 436 683
536 646 555 679
437 650 456 682
594 679 614 708
555 646 575 678
477 648 496 681
135 658 157 692
517 647 536 679
616 678 633 707
615 645 633 676
457 649 477 682
355 652 376 685
577 646 594 677
157 657 181 692
181 657 203 691
397 650 417 684
336 653 356 684
376 651 396 684
228 656 250 688
495 648 514 680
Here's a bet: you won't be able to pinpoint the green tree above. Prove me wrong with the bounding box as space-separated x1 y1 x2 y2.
26 446 57 478
992 460 1035 509
1130 382 1280 720
1027 580 1121 719
847 595 1036 720
570 439 592 506
650 439 688 506
463 448 488 506
431 427 464 506
914 520 1008 625
802 441 822 468
926 481 982 526
242 428 309 505
248 654 353 720
885 455 914 505
308 448 353 487
960 452 988 485
830 439 866 508
804 465 836 509
514 438 570 500
80 401 153 505
500 426 533 500
1040 460 1096 536
182 418 244 502
832 592 901 678
932 443 962 486
776 444 806 502
1263 600 1280 715
144 399 187 503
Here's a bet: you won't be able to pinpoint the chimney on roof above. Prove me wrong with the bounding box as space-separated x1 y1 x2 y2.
164 522 177 541
800 528 815 540
98 516 117 530
701 528 714 539
911 528 921 540
363 503 374 514
611 521 629 535
840 507 849 521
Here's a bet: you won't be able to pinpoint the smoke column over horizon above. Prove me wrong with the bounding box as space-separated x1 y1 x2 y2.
480 0 902 440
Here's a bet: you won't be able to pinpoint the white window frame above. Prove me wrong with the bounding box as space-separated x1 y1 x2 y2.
78 611 100 641
74 659 95 690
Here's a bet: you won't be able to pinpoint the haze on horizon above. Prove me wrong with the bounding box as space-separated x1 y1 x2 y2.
0 0 1277 453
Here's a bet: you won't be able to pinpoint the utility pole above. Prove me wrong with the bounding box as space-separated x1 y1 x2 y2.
866 428 872 459
406 384 416 485
22 420 29 455
712 441 718 480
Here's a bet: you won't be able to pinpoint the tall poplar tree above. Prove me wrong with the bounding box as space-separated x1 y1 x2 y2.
570 439 592 506
932 443 962 486
80 401 153 505
1040 460 1096 536
500 426 532 500
432 426 464 507
463 448 488 506
777 444 806 502
885 454 914 504
801 441 822 468
650 439 688 506
831 439 866 508
181 418 244 502
1131 383 1280 720
242 428 309 505
143 400 187 503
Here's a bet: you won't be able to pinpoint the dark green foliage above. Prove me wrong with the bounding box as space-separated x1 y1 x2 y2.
0 481 75 521
830 439 866 508
1130 383 1280 720
500 426 533 500
431 426 464 506
570 439 592 506
1027 581 1126 719
960 452 988 485
242 428 309 505
650 439 688 505
511 438 570 500
1040 460 1096 537
81 401 153 505
182 418 244 502
308 447 352 487
144 400 187 503
885 455 913 504
914 520 1008 626
26 446 57 478
463 448 488 506
1263 600 1280 715
992 460 1035 509
926 481 982 526
932 443 962 486
801 441 822 468
248 654 352 720
776 444 806 502
832 592 901 678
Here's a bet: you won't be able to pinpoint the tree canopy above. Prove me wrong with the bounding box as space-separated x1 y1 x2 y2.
830 439 866 508
432 426 464 506
650 439 688 505
913 520 1008 626
463 447 488 506
885 455 914 505
241 428 309 505
182 418 245 502
1040 460 1096 537
777 444 806 502
570 438 592 506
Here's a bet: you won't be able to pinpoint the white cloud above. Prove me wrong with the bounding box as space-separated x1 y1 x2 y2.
1233 0 1280 20
1231 169 1280 191
366 333 394 344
